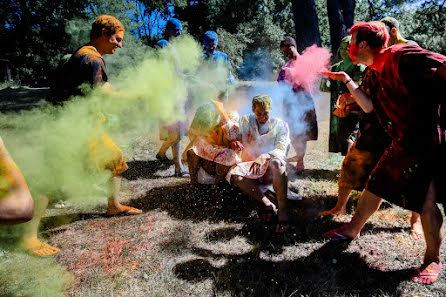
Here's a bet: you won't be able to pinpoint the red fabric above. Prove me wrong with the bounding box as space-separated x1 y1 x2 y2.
364 44 446 212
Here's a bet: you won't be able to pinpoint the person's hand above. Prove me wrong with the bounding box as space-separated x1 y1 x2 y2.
230 141 244 152
249 154 270 175
211 100 225 112
336 92 355 109
321 71 350 83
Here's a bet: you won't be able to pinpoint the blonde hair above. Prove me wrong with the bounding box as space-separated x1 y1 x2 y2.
252 94 272 111
90 15 125 39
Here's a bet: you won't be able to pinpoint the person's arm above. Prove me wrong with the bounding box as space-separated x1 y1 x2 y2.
322 71 374 113
212 100 241 141
268 121 290 160
0 138 34 225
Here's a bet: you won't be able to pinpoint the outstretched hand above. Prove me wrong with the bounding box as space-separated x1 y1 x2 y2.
321 71 350 83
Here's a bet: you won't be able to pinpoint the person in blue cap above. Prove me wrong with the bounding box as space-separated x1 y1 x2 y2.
200 30 234 103
156 18 182 48
155 18 189 177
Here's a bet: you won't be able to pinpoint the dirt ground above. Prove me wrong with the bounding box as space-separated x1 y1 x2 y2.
1 86 445 297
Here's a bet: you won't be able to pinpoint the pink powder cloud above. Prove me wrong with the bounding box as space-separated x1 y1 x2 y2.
285 45 331 92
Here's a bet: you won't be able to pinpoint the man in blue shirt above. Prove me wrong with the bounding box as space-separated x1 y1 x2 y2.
200 31 234 103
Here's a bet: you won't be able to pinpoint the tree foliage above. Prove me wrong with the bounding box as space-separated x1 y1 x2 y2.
2 0 445 86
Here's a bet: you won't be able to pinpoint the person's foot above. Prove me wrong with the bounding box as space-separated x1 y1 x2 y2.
107 204 142 216
295 164 305 175
174 169 190 177
411 261 442 284
260 204 278 223
323 226 359 241
410 220 424 241
156 153 169 162
22 237 59 256
318 208 347 216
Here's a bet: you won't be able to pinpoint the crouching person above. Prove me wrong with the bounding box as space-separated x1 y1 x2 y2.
213 95 291 233
184 103 242 201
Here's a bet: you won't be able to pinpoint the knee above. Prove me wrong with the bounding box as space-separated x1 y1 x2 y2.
270 158 285 173
187 149 198 160
232 175 243 187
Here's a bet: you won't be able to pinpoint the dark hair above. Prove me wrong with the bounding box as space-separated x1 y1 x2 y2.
350 21 389 49
280 36 296 48
90 15 124 40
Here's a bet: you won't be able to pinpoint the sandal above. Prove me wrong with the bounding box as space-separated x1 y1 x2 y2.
174 170 190 177
411 261 443 284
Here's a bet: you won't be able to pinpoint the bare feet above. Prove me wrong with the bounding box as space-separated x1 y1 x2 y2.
318 208 347 216
107 204 142 216
411 261 442 284
410 216 424 241
22 237 59 256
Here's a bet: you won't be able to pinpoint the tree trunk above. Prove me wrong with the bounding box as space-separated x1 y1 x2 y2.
291 0 322 53
327 0 356 55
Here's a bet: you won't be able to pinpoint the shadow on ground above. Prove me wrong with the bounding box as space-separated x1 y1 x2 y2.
123 160 174 180
173 239 412 296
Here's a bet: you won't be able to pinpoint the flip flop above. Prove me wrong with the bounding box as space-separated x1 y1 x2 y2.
323 228 355 241
174 170 190 177
411 261 443 284
107 206 142 216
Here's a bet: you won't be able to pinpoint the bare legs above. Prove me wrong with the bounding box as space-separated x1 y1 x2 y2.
232 158 288 232
324 181 443 284
291 136 307 174
106 176 141 216
414 181 443 283
21 195 59 256
0 187 34 225
157 131 187 176
185 149 200 201
323 189 382 239
185 149 230 201
410 211 424 240
319 187 352 216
